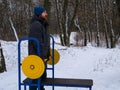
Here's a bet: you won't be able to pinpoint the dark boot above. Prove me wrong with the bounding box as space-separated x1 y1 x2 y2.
40 86 45 90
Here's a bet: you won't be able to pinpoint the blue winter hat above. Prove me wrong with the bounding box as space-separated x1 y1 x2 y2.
34 6 46 16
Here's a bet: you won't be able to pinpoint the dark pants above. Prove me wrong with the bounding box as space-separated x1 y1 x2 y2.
29 72 47 90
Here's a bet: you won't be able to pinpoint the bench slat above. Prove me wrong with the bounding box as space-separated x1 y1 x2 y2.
42 78 93 87
23 78 93 87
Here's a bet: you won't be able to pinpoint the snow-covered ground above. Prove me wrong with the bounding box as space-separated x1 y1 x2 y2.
0 36 120 90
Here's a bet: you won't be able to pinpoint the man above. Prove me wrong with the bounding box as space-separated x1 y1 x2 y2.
28 6 50 90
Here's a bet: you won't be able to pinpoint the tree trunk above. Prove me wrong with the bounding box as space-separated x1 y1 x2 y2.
100 0 109 48
84 30 87 46
116 0 120 16
109 0 115 48
95 0 100 47
44 0 51 21
0 42 6 73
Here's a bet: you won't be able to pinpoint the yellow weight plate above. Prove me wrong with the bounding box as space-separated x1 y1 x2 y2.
22 55 45 79
47 49 60 65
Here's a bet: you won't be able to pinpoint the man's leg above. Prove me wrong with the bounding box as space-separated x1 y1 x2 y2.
29 79 37 90
29 80 45 90
40 86 45 90
29 86 37 90
40 71 47 90
29 71 47 90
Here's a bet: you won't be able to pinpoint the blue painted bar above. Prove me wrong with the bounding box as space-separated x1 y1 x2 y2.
49 35 55 90
46 68 53 70
24 84 26 90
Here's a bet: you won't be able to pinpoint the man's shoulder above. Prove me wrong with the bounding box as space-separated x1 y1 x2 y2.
31 21 43 28
32 20 42 25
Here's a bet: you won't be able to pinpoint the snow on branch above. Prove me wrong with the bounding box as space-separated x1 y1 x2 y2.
9 17 19 41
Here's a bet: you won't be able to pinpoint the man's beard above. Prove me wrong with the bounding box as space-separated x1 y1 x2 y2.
41 15 47 20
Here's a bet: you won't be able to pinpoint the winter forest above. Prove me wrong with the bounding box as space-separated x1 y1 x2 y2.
0 0 120 48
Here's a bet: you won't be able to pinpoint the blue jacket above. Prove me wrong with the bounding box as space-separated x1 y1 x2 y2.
28 15 50 59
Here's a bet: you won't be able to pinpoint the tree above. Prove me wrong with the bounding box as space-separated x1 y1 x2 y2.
0 42 6 73
55 0 79 46
95 0 100 47
116 0 120 16
0 0 120 48
100 0 109 48
109 0 115 48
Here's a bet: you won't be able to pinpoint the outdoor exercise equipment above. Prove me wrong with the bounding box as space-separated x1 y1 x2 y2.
22 55 45 79
47 48 60 65
18 35 93 90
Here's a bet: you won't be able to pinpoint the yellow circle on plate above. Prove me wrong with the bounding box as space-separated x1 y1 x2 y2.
22 55 45 79
47 49 60 65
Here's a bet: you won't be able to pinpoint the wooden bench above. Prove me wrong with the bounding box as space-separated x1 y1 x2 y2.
23 78 93 90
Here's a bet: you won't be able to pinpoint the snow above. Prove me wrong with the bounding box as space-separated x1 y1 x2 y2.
0 36 120 90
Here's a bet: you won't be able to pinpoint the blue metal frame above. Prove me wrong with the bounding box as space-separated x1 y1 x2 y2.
48 35 55 90
18 35 55 90
18 37 40 90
